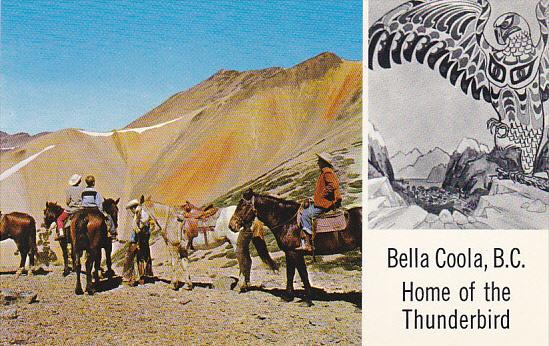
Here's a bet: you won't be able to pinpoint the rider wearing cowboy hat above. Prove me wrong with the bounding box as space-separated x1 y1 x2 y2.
55 174 84 240
296 152 342 252
123 197 157 285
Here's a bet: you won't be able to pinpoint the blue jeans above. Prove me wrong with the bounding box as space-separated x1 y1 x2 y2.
130 225 150 243
300 205 326 235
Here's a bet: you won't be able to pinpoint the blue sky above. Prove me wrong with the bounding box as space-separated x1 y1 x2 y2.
1 0 362 134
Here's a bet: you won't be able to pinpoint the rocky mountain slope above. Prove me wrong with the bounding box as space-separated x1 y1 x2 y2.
427 163 447 183
368 122 393 181
0 52 362 265
369 136 548 229
0 131 49 152
442 138 519 194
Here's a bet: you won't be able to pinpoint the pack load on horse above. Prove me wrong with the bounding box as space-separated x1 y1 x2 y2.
81 175 118 241
159 202 278 291
176 201 221 251
0 210 38 276
54 174 84 241
122 196 161 286
229 153 361 306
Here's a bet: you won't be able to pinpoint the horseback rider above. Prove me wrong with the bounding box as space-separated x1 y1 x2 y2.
55 174 84 240
296 152 342 253
123 196 158 285
80 175 117 240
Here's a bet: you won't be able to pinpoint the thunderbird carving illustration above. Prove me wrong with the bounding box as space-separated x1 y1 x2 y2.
369 0 549 177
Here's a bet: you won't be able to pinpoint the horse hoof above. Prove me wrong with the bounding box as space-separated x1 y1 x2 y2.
300 300 314 307
62 270 71 277
14 269 23 279
75 288 84 295
86 288 95 295
281 295 294 303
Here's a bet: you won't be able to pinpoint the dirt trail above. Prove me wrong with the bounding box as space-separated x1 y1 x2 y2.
1 247 361 345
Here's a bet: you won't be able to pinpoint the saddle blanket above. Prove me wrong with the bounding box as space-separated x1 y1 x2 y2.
314 210 347 233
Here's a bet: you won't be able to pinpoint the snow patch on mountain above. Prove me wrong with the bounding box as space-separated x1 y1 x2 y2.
79 116 184 137
0 145 56 182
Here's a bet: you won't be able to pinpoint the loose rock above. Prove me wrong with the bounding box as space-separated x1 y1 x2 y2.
438 209 454 224
0 308 18 319
212 275 237 291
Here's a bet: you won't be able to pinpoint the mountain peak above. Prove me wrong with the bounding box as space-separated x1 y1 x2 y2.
292 52 343 72
430 146 450 156
455 138 489 154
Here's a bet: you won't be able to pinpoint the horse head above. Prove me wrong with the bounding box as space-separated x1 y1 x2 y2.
229 189 257 232
43 201 63 228
102 198 120 229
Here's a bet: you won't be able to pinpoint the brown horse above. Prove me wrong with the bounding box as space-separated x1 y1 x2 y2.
70 198 119 295
229 189 361 306
44 202 74 276
0 211 38 275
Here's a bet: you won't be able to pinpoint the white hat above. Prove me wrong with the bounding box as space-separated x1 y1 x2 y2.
316 152 333 166
68 174 82 186
126 199 140 209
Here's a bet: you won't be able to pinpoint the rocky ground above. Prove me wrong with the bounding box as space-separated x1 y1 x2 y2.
0 247 361 345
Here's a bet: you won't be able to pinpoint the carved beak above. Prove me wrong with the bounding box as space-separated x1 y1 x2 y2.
495 27 506 45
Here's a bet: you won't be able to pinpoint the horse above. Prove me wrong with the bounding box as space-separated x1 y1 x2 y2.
44 202 74 276
161 205 278 290
0 211 38 275
70 198 119 295
229 189 362 306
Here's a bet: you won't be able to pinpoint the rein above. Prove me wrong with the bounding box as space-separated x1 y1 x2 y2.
251 195 299 231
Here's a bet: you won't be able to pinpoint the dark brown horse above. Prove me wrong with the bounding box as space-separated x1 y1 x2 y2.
44 202 74 276
0 211 38 275
229 189 361 306
70 198 119 295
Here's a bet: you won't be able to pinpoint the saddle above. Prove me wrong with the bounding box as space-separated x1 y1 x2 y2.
177 208 220 248
312 209 348 235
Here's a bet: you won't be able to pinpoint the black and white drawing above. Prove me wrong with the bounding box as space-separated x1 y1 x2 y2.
368 0 549 229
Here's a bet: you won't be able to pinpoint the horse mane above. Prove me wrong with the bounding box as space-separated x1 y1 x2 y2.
46 202 63 214
103 198 115 208
254 193 300 208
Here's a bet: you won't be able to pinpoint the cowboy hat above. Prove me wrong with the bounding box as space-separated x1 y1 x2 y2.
68 174 82 186
315 152 333 166
125 199 140 209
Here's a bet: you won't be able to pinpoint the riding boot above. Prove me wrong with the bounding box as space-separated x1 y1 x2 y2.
295 230 313 253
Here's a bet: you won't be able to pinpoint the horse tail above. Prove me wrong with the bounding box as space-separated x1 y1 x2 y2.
349 207 362 249
75 213 90 249
251 237 279 272
28 217 38 263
